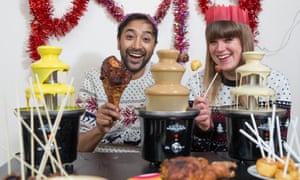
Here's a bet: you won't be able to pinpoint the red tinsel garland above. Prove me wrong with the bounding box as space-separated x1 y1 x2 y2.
28 0 90 61
198 0 262 37
96 0 172 24
28 0 190 62
173 0 189 63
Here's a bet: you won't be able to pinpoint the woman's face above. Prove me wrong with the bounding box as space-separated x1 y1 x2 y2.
118 19 156 78
208 37 242 77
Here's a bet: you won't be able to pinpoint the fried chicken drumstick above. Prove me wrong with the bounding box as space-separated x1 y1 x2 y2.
160 156 237 180
100 56 132 106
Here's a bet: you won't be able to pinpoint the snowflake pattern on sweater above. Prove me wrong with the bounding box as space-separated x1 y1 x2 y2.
76 63 154 150
186 69 292 152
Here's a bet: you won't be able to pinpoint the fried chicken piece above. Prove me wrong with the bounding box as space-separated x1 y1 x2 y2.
207 161 237 178
160 156 206 180
100 56 132 106
160 156 237 180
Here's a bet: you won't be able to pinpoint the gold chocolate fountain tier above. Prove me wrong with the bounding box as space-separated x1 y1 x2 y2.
137 49 199 164
25 45 75 110
145 49 189 111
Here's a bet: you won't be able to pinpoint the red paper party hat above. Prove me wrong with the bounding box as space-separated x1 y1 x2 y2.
205 5 249 25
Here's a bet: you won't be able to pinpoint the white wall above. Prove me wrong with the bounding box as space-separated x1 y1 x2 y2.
0 0 299 166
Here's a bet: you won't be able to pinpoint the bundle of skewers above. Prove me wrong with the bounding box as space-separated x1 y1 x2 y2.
0 77 74 179
240 104 300 180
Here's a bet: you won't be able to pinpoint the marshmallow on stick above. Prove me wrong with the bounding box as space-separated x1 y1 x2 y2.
100 56 132 106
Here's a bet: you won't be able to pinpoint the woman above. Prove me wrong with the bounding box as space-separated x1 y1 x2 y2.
187 5 291 152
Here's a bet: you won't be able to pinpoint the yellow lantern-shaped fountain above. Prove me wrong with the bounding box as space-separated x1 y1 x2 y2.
19 45 84 175
25 45 75 110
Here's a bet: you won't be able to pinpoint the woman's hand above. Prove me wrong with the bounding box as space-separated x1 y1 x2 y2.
192 95 212 131
95 102 121 134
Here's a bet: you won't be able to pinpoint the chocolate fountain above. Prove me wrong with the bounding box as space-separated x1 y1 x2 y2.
136 49 199 164
218 51 285 161
18 45 84 175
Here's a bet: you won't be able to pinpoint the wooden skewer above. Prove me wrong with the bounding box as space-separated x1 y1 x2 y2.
29 77 57 172
36 78 74 179
34 75 63 171
204 65 222 98
30 107 34 177
14 109 68 176
2 93 12 175
15 88 25 179
0 144 47 179
204 72 218 98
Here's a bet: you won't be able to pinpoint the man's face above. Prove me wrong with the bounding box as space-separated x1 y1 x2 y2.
118 19 156 75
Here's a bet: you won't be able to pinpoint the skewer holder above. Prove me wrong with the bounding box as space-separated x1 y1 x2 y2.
19 107 84 174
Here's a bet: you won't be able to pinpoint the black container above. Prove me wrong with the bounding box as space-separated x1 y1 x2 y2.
136 108 199 164
18 107 84 171
218 106 286 161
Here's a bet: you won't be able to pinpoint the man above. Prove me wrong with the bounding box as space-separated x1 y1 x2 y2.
76 13 211 152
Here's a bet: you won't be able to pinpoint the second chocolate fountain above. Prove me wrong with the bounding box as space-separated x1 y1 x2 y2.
136 49 199 164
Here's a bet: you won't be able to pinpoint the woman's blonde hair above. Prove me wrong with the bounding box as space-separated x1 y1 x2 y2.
203 21 254 105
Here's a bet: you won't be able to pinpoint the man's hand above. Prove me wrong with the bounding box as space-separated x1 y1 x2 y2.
96 102 121 134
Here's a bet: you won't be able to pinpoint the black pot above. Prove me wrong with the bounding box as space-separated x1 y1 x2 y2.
136 108 199 163
217 106 286 161
18 107 84 168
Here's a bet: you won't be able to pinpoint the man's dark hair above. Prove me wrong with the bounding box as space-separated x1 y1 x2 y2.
117 13 158 43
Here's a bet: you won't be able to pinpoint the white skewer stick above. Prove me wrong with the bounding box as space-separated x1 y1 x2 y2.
37 78 73 179
283 141 293 176
2 93 11 175
292 117 300 158
276 115 283 157
250 113 265 157
30 107 34 177
16 89 25 180
268 117 275 160
0 144 47 179
14 110 68 175
283 118 298 177
239 129 283 163
34 75 62 171
29 77 57 172
204 72 218 98
283 142 300 163
244 122 277 161
270 104 277 158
